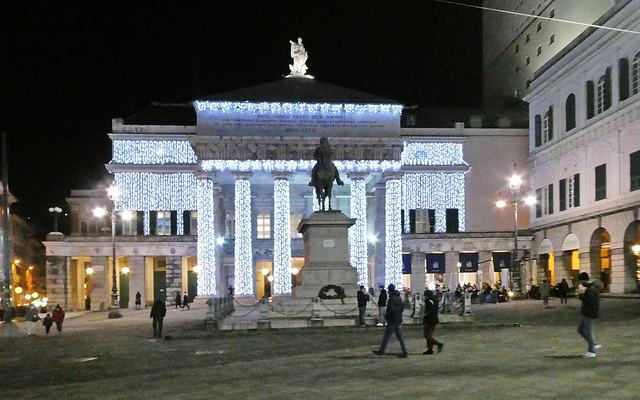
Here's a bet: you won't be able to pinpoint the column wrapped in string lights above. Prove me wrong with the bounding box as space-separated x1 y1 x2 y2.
349 173 368 286
195 172 216 296
234 174 254 295
273 175 292 295
384 175 403 289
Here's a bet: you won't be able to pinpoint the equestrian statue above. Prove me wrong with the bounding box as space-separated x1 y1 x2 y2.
308 137 344 211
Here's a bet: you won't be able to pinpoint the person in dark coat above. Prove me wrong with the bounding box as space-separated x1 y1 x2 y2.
577 272 601 358
422 289 444 354
182 293 190 310
175 292 182 310
377 285 387 326
135 291 142 310
52 304 65 334
356 285 369 327
150 299 167 338
373 284 408 358
42 313 53 335
558 278 570 304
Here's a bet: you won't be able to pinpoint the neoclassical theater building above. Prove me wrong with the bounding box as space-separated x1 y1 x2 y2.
45 49 533 311
524 0 640 294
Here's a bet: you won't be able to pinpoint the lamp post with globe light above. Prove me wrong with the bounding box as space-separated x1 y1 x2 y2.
93 185 132 319
48 207 62 232
496 164 536 297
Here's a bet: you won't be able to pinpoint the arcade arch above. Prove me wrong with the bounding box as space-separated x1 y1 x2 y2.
589 228 611 292
561 234 580 285
537 238 554 284
622 221 640 293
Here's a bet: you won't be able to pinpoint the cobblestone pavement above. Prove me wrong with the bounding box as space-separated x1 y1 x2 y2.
1 297 639 399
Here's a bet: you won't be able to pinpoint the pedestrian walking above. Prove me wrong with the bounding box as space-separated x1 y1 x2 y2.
357 285 370 326
577 272 602 358
558 278 570 304
175 292 182 310
540 279 551 307
150 299 167 338
182 293 190 310
373 284 408 358
422 290 444 355
24 305 40 336
42 313 53 335
52 304 65 334
377 285 387 326
135 291 142 310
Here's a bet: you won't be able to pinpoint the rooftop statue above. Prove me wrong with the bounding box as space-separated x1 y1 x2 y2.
288 37 312 78
309 137 344 211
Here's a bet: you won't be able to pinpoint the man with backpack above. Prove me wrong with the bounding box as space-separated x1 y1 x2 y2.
373 284 408 358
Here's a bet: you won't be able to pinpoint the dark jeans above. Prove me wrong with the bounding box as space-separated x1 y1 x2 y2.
378 322 408 355
55 322 63 332
153 317 164 338
358 306 367 326
578 315 596 352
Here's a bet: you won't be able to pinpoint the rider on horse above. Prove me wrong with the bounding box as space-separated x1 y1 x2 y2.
309 137 344 187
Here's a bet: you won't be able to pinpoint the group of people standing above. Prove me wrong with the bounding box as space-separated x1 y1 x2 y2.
23 304 65 336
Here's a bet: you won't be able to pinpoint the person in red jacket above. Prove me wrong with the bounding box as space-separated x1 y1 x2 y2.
52 304 65 334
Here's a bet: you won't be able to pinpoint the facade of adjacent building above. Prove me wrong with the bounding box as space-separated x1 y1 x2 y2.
524 0 640 293
44 76 531 311
483 0 617 108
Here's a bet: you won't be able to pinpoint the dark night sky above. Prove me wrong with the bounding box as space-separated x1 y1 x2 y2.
1 1 482 234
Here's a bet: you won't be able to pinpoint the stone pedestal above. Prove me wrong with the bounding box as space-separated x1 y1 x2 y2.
293 211 359 298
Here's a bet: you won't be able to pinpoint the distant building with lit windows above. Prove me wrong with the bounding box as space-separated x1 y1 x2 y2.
45 76 531 311
524 0 640 292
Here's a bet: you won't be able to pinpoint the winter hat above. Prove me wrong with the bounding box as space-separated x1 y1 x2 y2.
388 284 396 292
578 272 590 281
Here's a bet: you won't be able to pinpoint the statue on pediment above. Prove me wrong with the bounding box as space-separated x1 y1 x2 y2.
289 37 310 77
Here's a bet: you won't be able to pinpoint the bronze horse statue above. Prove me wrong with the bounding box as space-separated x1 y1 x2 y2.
309 137 344 211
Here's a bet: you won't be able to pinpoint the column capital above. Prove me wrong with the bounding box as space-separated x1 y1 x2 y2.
347 172 369 181
232 171 253 180
272 171 293 180
381 171 404 181
194 170 216 181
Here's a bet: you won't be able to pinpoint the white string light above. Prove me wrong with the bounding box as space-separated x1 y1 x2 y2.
112 140 197 164
201 159 401 173
385 178 403 290
194 101 403 115
401 142 466 166
196 177 216 295
273 179 292 295
234 179 254 295
350 178 367 286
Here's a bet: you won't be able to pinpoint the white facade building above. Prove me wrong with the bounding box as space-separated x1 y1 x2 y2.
524 0 640 293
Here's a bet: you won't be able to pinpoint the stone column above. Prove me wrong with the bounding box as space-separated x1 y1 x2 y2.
410 251 426 296
272 173 292 295
348 172 368 286
90 256 109 312
166 255 182 306
478 250 492 288
373 181 386 287
383 173 403 289
128 256 146 308
233 172 254 296
445 251 459 290
45 255 69 311
195 171 217 296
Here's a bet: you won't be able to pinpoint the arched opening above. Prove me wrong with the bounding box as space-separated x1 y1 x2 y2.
562 234 580 286
537 239 554 284
622 221 640 293
589 228 611 292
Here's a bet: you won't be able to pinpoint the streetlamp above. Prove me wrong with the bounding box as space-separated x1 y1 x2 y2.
93 185 131 319
496 164 536 297
48 206 62 232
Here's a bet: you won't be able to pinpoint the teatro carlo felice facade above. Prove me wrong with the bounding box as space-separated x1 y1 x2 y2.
44 60 533 311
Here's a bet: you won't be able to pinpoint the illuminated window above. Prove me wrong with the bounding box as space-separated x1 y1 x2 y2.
156 211 171 236
596 75 606 114
290 213 302 238
257 212 271 239
121 212 137 236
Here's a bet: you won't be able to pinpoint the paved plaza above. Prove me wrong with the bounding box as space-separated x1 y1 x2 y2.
1 296 639 399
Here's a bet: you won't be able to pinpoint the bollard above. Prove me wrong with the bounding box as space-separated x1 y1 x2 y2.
310 297 322 321
463 290 473 315
205 297 217 324
258 297 270 322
